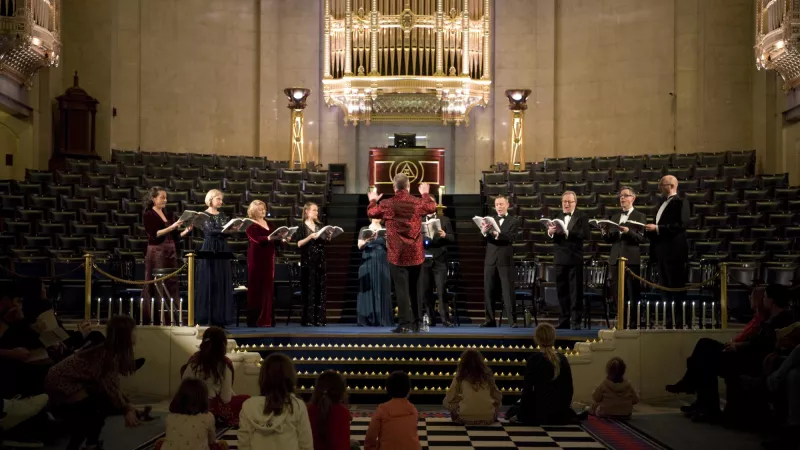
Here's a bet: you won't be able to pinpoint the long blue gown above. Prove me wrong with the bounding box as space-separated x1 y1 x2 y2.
356 228 393 326
195 212 234 326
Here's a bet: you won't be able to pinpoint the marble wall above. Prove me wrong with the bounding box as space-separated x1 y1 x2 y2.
21 0 781 189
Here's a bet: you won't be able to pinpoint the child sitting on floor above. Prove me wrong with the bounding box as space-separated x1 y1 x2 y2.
443 349 502 424
157 378 228 450
590 357 639 419
364 371 421 450
306 370 360 450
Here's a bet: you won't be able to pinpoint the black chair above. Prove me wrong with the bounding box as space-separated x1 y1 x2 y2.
140 151 166 166
564 182 588 195
595 156 620 170
750 227 778 239
196 178 223 191
723 202 750 215
306 171 329 184
583 259 610 329
246 192 272 204
729 240 758 255
23 235 52 249
93 199 120 212
40 221 66 235
559 170 584 183
25 169 54 184
613 169 638 181
58 235 86 251
112 211 140 226
217 155 242 169
672 153 697 167
514 196 539 207
15 182 43 196
301 193 325 206
227 168 252 181
142 176 167 188
242 157 267 170
585 170 611 183
65 160 92 174
513 184 535 196
80 210 109 225
45 184 74 198
508 170 533 184
147 165 175 178
176 166 201 179
619 156 646 171
49 210 77 223
759 174 788 189
774 187 800 200
716 227 744 241
569 157 594 171
273 259 302 325
103 224 131 238
729 177 758 190
303 182 328 194
253 169 279 182
532 171 558 184
56 171 83 185
535 182 563 195
544 158 569 172
29 195 58 210
115 175 141 188
203 167 226 179
281 170 305 182
639 168 664 181
763 264 796 286
225 180 248 193
189 154 215 167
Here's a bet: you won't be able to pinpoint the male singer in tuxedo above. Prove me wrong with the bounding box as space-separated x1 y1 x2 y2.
367 174 436 333
602 186 647 318
481 195 520 327
548 191 591 330
418 206 455 327
645 175 690 306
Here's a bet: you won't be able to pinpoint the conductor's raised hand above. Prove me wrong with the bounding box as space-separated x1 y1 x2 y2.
418 182 430 195
367 191 383 202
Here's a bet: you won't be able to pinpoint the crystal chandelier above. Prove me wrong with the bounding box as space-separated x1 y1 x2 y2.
322 0 492 126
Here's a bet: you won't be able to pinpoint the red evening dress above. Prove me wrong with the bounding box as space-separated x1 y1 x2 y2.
245 224 277 327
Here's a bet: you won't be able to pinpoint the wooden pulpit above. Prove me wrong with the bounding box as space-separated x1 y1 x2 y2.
50 71 99 170
368 148 445 194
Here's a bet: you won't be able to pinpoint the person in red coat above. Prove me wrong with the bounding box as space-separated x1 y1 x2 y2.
367 174 436 333
244 200 282 327
306 370 359 450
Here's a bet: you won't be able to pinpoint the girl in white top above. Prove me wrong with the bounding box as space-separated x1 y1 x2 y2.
181 327 249 426
238 353 313 450
157 378 228 450
443 349 502 425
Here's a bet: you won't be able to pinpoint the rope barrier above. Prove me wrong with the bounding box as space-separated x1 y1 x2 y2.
92 263 187 286
625 267 719 292
0 263 86 280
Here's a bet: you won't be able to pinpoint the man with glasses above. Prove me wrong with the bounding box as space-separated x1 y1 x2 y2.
645 175 690 313
603 186 647 324
548 191 591 329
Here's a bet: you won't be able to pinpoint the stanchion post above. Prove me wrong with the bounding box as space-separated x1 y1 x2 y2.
84 253 93 321
187 252 195 327
720 262 728 329
617 257 627 329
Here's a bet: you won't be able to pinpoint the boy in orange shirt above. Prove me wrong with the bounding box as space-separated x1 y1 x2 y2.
364 371 421 450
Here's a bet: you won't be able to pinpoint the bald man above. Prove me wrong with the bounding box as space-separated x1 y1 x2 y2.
645 175 690 314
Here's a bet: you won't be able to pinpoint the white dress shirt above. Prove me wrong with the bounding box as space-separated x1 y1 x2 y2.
655 195 676 233
619 207 634 224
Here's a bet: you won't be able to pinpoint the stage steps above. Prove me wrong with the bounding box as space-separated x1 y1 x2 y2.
231 329 585 404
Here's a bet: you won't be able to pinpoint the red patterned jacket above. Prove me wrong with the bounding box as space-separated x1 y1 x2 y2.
367 189 436 266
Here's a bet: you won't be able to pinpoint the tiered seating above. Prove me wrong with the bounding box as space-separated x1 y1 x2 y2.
480 150 799 290
0 150 332 280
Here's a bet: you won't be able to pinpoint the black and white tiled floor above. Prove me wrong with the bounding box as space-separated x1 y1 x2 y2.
219 417 606 449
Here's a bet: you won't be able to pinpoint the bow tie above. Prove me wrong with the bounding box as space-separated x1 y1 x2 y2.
498 215 506 218
564 213 571 217
621 210 630 215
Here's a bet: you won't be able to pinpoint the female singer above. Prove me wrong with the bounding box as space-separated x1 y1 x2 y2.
356 218 392 326
295 202 332 326
142 187 192 325
195 189 235 327
244 200 282 327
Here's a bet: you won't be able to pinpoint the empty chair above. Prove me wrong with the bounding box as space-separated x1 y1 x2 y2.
61 196 89 210
85 173 112 188
280 170 305 182
724 202 750 215
189 189 208 202
514 196 539 207
224 180 247 193
636 204 656 217
124 236 149 253
763 264 797 286
91 236 121 251
164 190 189 203
638 168 663 181
730 177 758 190
693 165 719 179
25 169 54 184
619 155 646 170
483 183 508 197
196 178 222 191
120 164 146 177
29 195 58 210
45 184 73 198
175 166 200 178
245 192 272 204
140 151 166 166
75 186 103 199
694 240 723 255
167 177 193 191
774 187 800 200
713 190 738 203
65 159 91 174
544 157 569 171
597 194 619 206
741 189 769 201
727 149 756 166
790 200 800 212
189 154 215 167
736 214 763 227
93 162 120 176
698 152 726 166
685 191 710 204
508 170 533 184
303 182 328 194
783 226 800 240
580 205 601 218
513 184 535 196
704 215 731 228
103 187 132 201
242 156 267 170
253 169 279 182
268 204 293 217
568 157 593 171
583 170 609 183
112 211 140 226
564 182 587 195
103 224 130 238
57 236 85 252
93 199 120 212
668 166 692 180
686 229 712 241
181 201 207 213
70 220 100 235
750 227 777 239
164 153 189 167
518 206 547 218
306 171 329 184
49 210 77 223
589 181 616 194
123 198 145 214
54 171 82 185
141 176 166 188
576 193 595 204
225 168 250 182
754 201 780 214
768 213 796 227
532 171 558 183
721 164 747 179
216 155 242 169
223 192 243 204
249 180 274 193
697 178 723 191
729 240 758 255
535 182 563 195
265 217 288 230
5 220 32 235
202 167 226 179
115 175 141 188
15 182 43 196
672 153 697 167
759 174 788 189
763 239 793 254
482 171 506 185
613 169 637 181
558 170 584 183
300 193 325 206
541 195 562 207
647 154 671 169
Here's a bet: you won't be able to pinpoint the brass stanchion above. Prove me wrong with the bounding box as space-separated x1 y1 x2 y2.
84 253 93 321
720 262 728 329
617 257 627 329
187 252 195 327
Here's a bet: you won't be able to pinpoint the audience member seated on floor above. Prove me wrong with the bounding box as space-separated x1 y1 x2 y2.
0 295 53 398
156 378 230 450
181 326 249 427
44 316 141 450
443 349 502 425
238 353 312 450
761 343 800 450
0 394 50 448
590 357 639 419
507 323 584 425
666 284 794 423
364 371 421 450
307 370 360 450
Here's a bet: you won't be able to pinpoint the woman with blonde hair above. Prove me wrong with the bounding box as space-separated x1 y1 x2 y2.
295 202 333 326
245 200 282 327
510 323 582 425
196 189 235 326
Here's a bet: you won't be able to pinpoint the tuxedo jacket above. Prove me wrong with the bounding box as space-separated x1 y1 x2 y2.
603 208 647 266
645 195 690 263
484 214 520 267
550 210 590 266
424 214 455 260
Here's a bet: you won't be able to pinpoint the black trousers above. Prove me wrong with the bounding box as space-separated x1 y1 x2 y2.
390 263 422 327
55 394 112 450
484 264 515 324
656 259 686 305
418 257 450 324
555 263 583 326
609 263 640 325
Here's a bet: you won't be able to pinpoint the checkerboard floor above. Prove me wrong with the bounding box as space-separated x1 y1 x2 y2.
219 417 607 449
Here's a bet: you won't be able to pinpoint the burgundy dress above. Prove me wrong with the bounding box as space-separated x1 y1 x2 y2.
142 209 180 325
245 223 277 327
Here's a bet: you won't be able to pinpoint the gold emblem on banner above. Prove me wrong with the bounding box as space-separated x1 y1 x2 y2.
390 161 423 183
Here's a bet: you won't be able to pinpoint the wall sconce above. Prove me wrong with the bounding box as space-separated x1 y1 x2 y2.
284 88 311 168
505 89 531 171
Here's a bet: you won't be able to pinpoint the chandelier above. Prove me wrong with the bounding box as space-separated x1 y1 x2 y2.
754 0 800 89
322 0 492 126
